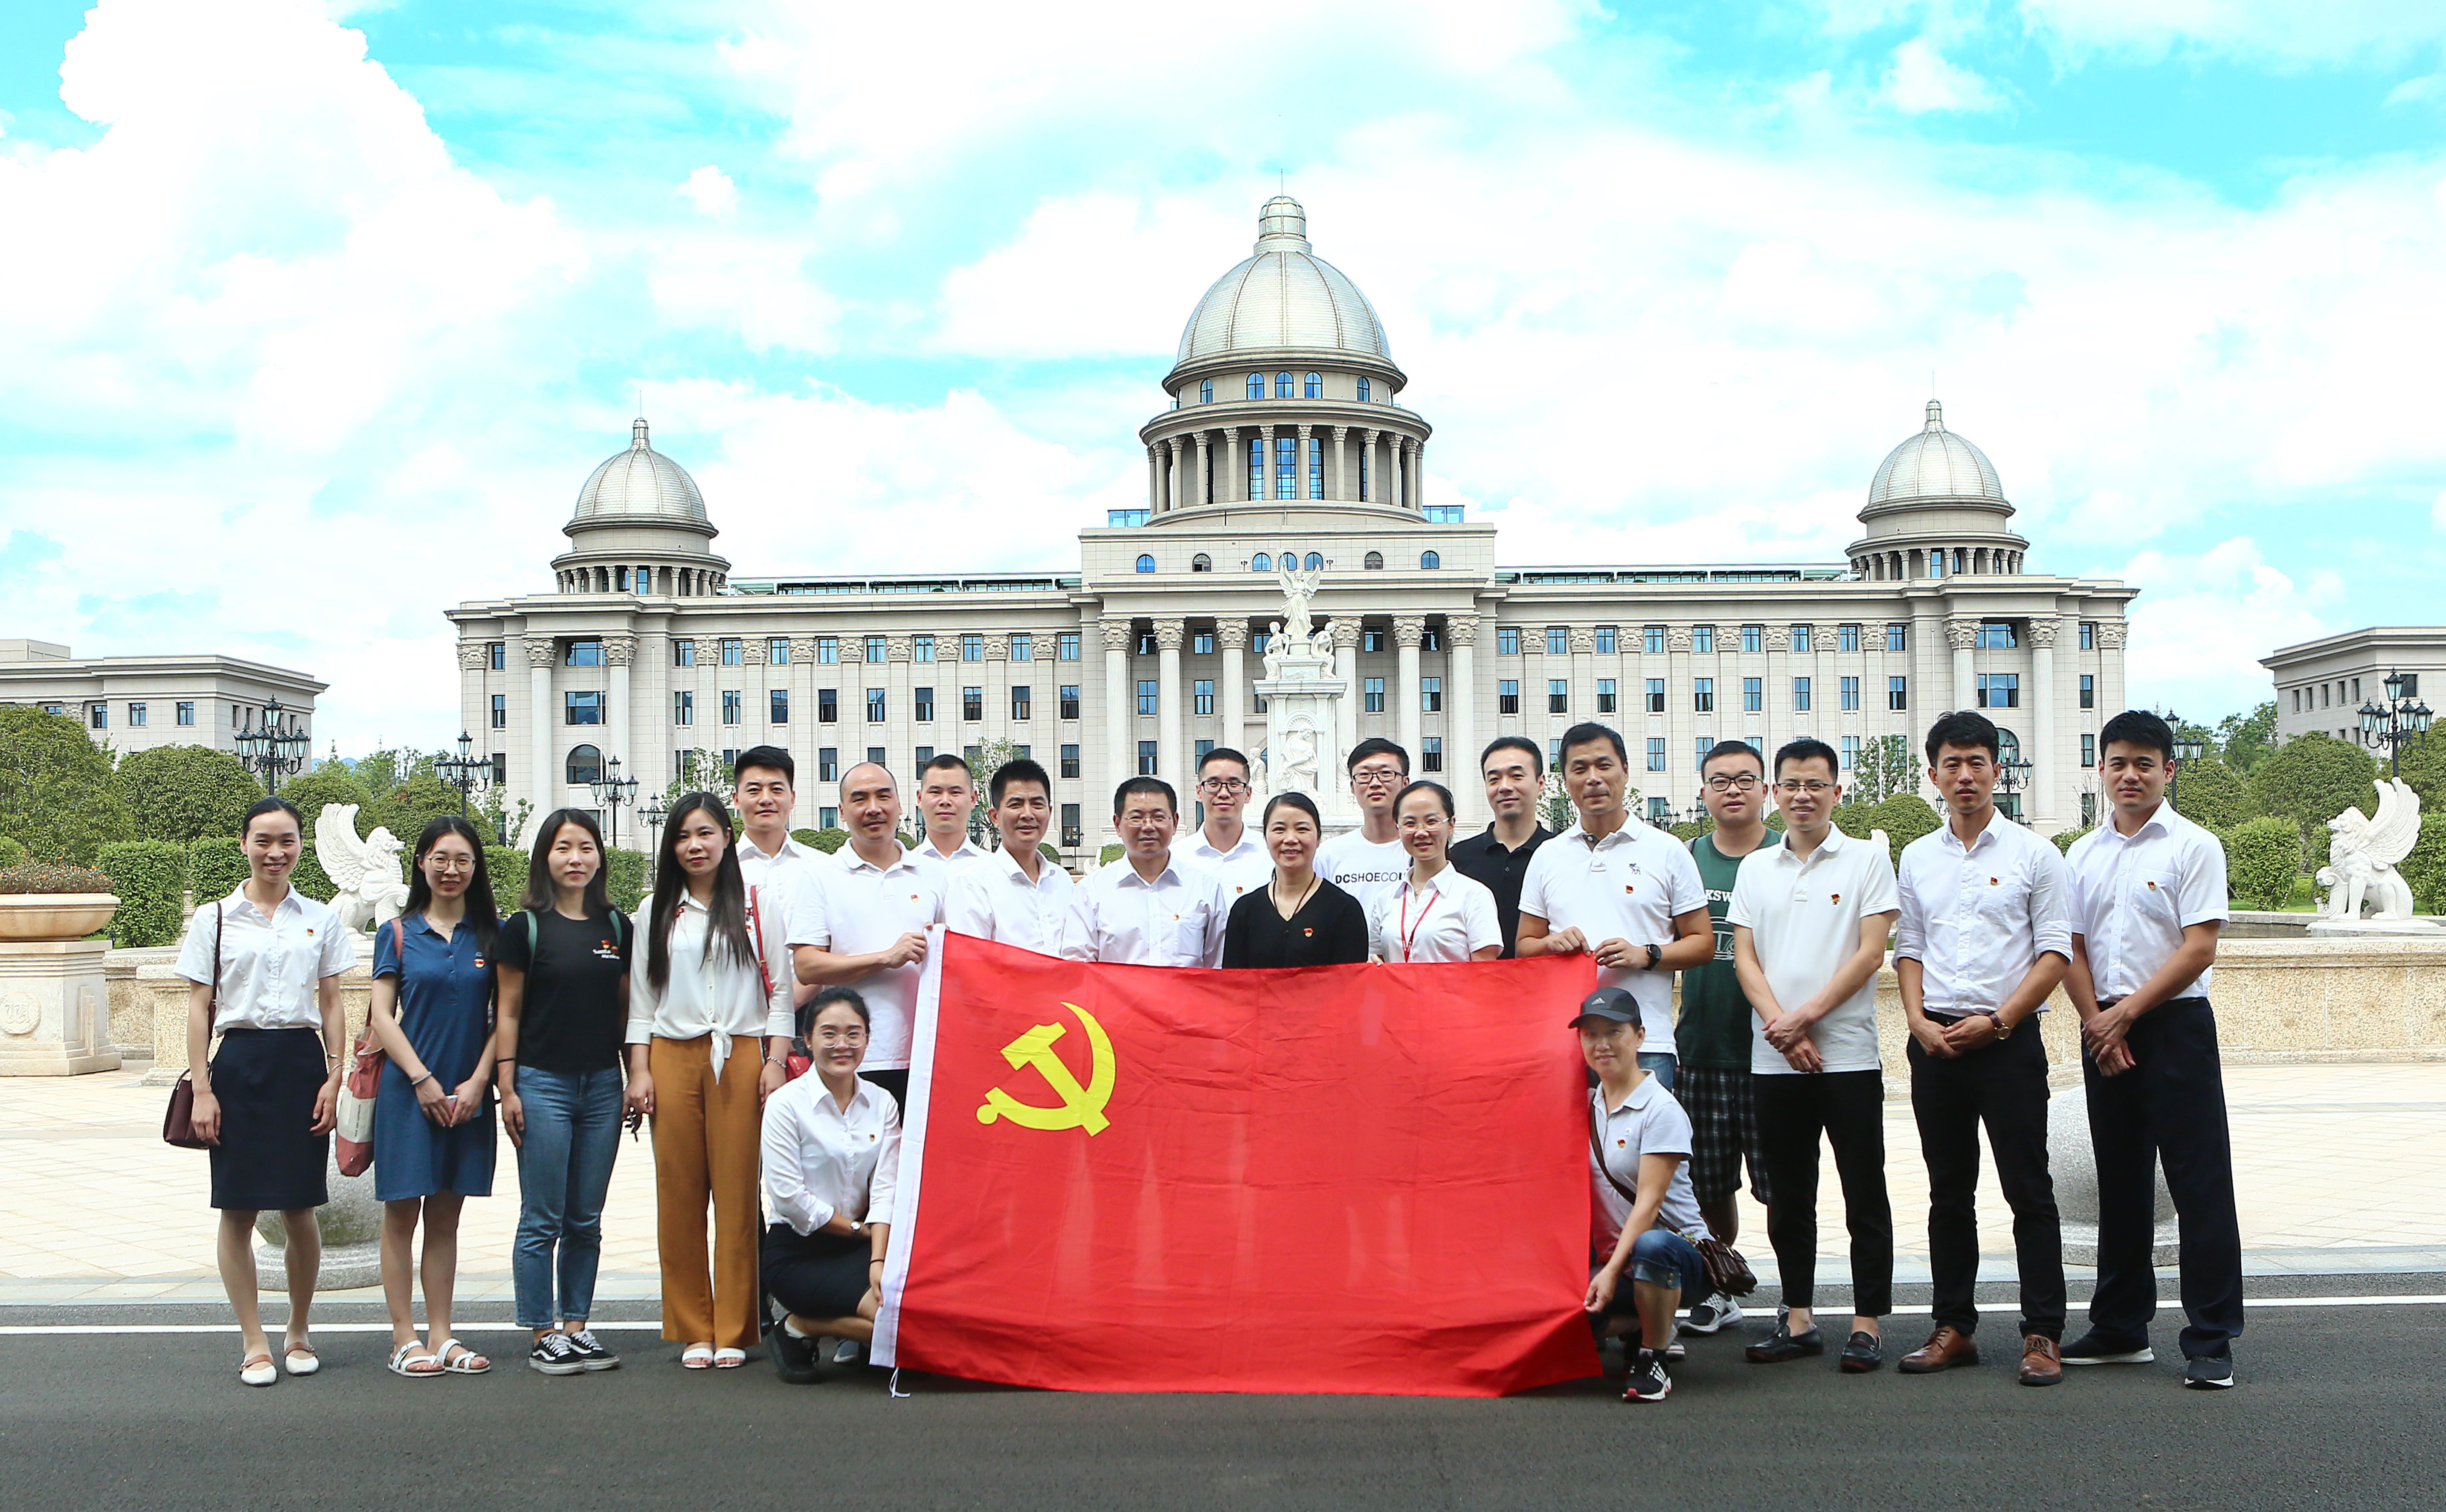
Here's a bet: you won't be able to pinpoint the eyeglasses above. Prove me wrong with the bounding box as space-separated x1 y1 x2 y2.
1352 766 1404 784
1774 780 1835 795
813 1027 868 1046
1198 778 1249 794
1703 774 1759 792
426 856 476 872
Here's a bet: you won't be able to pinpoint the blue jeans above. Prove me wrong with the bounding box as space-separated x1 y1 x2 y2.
513 1065 624 1329
1628 1228 1709 1298
1640 1052 1677 1091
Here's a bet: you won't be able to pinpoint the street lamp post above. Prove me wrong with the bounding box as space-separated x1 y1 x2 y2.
233 697 311 795
2356 670 2436 778
436 731 492 818
589 755 639 851
2162 710 2204 810
640 791 669 853
1998 757 2033 824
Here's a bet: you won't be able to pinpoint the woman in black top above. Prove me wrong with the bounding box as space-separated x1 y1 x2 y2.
1222 792 1370 968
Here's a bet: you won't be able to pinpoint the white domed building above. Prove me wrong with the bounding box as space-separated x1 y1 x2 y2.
450 196 2132 850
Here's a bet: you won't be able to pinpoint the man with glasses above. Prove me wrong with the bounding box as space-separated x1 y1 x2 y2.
1316 737 1413 916
1673 740 1776 1336
1451 736 1555 958
1894 710 2074 1387
1178 747 1272 903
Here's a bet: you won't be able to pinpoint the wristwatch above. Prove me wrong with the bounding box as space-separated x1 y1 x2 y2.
1988 1010 2014 1040
1643 943 1663 972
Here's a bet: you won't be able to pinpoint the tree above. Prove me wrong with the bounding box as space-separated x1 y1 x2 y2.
2398 813 2446 916
276 762 375 833
2224 816 2304 911
966 738 1022 847
2249 732 2378 848
1848 734 1915 804
371 772 464 856
2394 728 2446 815
115 744 264 842
0 705 135 864
2214 702 2280 773
1539 773 1575 834
97 839 187 946
2050 827 2089 854
2170 756 2256 834
1834 794 1940 868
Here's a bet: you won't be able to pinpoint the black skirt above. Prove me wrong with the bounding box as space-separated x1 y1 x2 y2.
763 1223 873 1320
208 1028 331 1212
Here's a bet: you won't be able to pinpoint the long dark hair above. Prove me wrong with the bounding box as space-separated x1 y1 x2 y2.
404 815 500 955
648 791 753 993
523 807 612 917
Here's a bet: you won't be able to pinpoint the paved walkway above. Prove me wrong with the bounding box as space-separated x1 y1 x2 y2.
5 1063 2440 1305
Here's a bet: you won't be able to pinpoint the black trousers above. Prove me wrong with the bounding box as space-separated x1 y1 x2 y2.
1908 1025 2065 1340
1754 1070 1892 1318
2083 997 2244 1360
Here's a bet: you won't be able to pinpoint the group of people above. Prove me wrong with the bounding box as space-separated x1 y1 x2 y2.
175 707 2242 1403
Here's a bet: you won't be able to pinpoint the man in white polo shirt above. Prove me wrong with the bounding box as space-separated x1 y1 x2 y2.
945 757 1087 959
2061 709 2241 1390
1079 777 1228 967
1729 737 1900 1373
1177 747 1272 903
1517 722 1712 1087
786 762 943 1112
1893 710 2074 1387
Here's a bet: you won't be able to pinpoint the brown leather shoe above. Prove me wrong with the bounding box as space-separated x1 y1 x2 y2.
2019 1333 2063 1386
1898 1325 1980 1373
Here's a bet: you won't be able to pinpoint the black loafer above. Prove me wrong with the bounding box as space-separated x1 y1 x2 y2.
1745 1323 1826 1363
768 1325 821 1385
1839 1331 1883 1373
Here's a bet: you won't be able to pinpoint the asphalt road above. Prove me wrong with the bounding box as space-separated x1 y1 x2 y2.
4 1277 2439 1512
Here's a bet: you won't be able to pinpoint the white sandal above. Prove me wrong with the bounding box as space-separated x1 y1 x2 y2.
713 1347 745 1369
387 1341 444 1379
680 1343 714 1370
435 1338 491 1375
283 1340 319 1377
239 1351 277 1387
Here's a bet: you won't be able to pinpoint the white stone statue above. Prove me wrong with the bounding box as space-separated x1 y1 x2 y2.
316 803 410 934
1307 616 1338 662
1277 560 1323 640
1277 725 1321 797
2320 778 2423 922
1261 621 1287 682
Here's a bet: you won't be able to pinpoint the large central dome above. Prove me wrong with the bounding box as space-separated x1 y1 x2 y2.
1868 400 2004 505
1175 197 1391 367
573 418 708 525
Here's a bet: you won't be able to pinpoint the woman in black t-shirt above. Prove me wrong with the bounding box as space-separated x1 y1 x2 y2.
1222 792 1370 968
492 808 633 1376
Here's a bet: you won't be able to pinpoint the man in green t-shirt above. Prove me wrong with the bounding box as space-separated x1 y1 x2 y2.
1676 739 1776 1334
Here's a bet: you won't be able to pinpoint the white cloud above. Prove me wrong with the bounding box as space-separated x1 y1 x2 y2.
1878 37 2005 113
2014 0 2446 65
679 165 736 215
2119 537 2343 714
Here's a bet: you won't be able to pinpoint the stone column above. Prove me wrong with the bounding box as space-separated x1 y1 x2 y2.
791 636 820 795
604 636 637 828
1101 618 1133 789
1257 424 1276 501
1395 615 1426 769
2028 617 2060 829
1218 620 1249 760
525 637 557 836
2097 621 2130 732
1331 426 1348 501
1155 621 1186 786
1146 446 1160 513
1333 620 1360 774
1449 615 1480 823
1224 428 1241 502
1947 616 1979 717
1193 432 1211 509
1294 424 1313 501
1358 428 1378 503
1412 440 1425 513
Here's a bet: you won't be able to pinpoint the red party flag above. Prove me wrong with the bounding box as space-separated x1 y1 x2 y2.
874 932 1601 1396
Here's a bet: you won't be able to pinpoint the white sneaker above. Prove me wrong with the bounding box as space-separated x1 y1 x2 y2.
1682 1293 1743 1335
833 1338 862 1366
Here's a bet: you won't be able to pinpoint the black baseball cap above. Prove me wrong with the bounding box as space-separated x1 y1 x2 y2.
1570 987 1643 1028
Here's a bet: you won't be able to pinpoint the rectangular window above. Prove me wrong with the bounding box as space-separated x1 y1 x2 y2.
672 638 696 667
722 689 742 725
867 688 887 723
1886 623 1909 653
1363 628 1386 653
1637 678 1660 714
1695 737 1712 768
1546 626 1569 656
128 702 146 727
1889 676 1908 711
963 687 985 721
1597 678 1616 714
177 700 195 726
1695 678 1715 712
1059 631 1081 662
914 686 934 722
768 638 791 665
1595 625 1618 655
1423 627 1442 652
1137 680 1158 716
770 689 789 724
1365 676 1386 713
1789 624 1810 653
1792 677 1811 712
1497 627 1521 656
720 638 742 667
1421 676 1443 712
1061 804 1083 848
1422 736 1443 773
1194 679 1214 715
1498 679 1520 715
1137 631 1157 655
1646 737 1666 772
815 637 839 665
1838 624 1861 653
1977 672 2020 709
962 633 984 662
1840 676 1860 710
1643 625 1666 655
564 639 603 667
1841 734 1859 770
565 690 601 726
909 634 935 663
818 748 838 783
1977 622 2018 650
487 641 505 670
2080 673 2095 710
1194 739 1213 761
1137 741 1158 776
492 752 507 786
1741 625 1763 653
1060 685 1081 720
2082 733 2097 768
868 746 887 766
2404 674 2423 698
820 806 839 830
1547 679 1569 714
818 688 838 723
918 746 937 770
1061 744 1081 779
1743 677 1762 712
864 636 888 664
1012 685 1032 720
1184 631 1209 656
1693 625 1715 654
2079 621 2097 651
1013 633 1034 662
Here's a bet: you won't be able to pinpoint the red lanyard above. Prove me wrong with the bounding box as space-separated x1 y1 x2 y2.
1397 881 1435 962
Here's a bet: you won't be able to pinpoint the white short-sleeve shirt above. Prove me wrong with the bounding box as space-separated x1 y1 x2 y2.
1894 810 2075 1017
1314 830 1410 917
1726 827 1902 1075
1590 1076 1712 1249
944 846 1090 959
2066 802 2229 1001
1518 821 1709 1056
1178 830 1273 903
784 844 945 1071
1370 866 1503 963
1078 855 1228 967
174 886 358 1031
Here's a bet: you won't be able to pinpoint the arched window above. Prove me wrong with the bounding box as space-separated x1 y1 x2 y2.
1304 372 1321 398
1251 553 1272 572
1191 553 1212 572
1199 379 1213 404
1304 551 1324 571
1356 376 1371 402
1246 373 1264 400
566 744 602 786
1997 728 2022 763
1135 554 1155 574
1364 551 1384 570
1275 371 1294 398
1421 550 1441 570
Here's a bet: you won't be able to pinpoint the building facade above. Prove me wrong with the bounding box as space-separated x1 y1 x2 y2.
0 639 324 756
449 197 2135 856
2261 627 2446 746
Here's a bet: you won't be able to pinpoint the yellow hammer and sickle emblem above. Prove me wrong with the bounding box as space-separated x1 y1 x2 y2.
976 1001 1116 1135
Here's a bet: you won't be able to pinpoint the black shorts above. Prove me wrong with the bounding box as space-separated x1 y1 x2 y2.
763 1223 873 1320
1676 1066 1773 1209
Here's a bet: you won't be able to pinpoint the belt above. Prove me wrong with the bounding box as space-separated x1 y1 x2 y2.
2095 995 2208 1011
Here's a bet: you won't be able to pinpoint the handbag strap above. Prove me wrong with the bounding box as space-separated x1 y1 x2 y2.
745 885 773 999
1588 1097 1642 1207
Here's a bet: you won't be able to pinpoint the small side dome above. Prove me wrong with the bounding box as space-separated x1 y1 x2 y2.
1868 400 2004 505
573 418 709 525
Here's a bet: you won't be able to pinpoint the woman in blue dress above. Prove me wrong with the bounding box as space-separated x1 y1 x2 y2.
368 815 502 1378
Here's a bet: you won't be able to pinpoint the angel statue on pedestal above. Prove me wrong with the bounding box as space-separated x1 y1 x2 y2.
1277 558 1324 641
316 803 411 934
2318 778 2424 922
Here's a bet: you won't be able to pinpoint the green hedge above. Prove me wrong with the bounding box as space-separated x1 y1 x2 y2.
2225 815 2303 911
486 846 531 909
0 837 23 869
2399 812 2446 917
187 836 247 903
96 840 187 946
1834 795 1940 868
605 849 650 914
2051 827 2090 854
115 745 264 843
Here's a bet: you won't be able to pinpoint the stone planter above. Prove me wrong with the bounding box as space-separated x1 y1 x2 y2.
0 894 121 1075
255 1153 383 1289
0 893 119 942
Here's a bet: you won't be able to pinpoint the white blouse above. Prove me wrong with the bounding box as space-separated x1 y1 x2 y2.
1369 866 1503 964
625 887 794 1077
760 1071 902 1236
174 886 357 1030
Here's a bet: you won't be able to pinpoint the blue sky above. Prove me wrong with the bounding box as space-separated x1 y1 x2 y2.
4 0 2445 752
